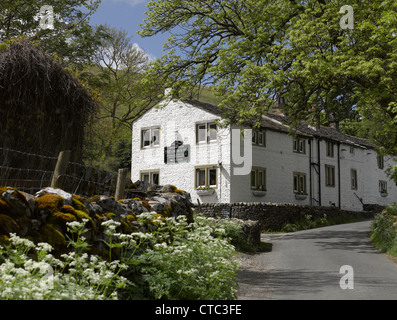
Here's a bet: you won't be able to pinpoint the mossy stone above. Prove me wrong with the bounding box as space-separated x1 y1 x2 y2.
0 214 20 236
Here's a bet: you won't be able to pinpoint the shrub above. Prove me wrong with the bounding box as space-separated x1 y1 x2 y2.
370 213 397 253
0 214 241 300
384 202 397 215
0 223 129 300
131 214 239 300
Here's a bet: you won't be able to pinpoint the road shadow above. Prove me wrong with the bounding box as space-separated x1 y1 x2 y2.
274 221 378 254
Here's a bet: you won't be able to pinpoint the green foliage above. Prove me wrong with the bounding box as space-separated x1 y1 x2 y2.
82 25 162 169
0 213 242 300
0 225 129 300
370 212 397 254
140 0 397 157
280 214 363 233
0 0 102 68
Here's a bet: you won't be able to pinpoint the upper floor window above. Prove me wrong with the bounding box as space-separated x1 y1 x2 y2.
196 122 217 143
377 155 384 169
252 130 266 147
141 127 160 148
325 164 335 187
293 138 306 154
326 141 334 157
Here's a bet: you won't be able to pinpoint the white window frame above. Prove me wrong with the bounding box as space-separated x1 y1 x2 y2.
293 138 306 154
195 165 218 189
140 170 160 185
141 127 160 149
326 141 334 158
293 172 307 194
325 165 335 187
252 130 266 147
250 167 266 190
196 122 217 144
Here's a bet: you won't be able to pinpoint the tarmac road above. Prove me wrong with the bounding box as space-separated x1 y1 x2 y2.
237 220 397 300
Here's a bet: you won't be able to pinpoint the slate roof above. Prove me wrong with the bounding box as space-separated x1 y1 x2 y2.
186 99 376 150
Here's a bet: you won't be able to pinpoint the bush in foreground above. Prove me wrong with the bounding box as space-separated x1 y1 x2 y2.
0 213 240 300
370 208 397 256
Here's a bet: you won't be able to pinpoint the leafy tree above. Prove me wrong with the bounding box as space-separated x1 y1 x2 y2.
140 0 397 149
0 0 102 67
83 25 162 169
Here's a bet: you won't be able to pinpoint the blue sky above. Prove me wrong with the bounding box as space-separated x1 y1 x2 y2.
89 0 169 60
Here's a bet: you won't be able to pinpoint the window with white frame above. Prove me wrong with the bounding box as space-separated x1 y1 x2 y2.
293 172 307 194
252 130 266 147
326 141 334 157
195 166 218 188
293 138 306 154
250 167 266 190
140 170 160 185
141 127 160 148
325 165 335 187
196 122 217 143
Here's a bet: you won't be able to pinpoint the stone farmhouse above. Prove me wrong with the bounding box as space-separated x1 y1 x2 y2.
131 94 397 211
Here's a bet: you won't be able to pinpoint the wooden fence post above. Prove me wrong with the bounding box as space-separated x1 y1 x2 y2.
115 168 128 201
51 150 71 189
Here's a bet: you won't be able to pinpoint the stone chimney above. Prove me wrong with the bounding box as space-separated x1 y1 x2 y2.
272 96 285 115
164 88 172 96
329 112 339 131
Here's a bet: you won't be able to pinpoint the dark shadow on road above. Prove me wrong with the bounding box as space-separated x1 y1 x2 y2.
275 222 378 254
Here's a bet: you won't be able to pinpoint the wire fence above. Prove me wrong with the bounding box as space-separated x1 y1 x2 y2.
0 147 119 197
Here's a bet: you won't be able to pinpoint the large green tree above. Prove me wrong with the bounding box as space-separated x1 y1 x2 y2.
0 0 102 67
84 25 163 170
140 0 397 152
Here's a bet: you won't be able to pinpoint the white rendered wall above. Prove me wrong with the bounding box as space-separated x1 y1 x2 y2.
132 100 397 209
230 128 311 205
131 99 232 204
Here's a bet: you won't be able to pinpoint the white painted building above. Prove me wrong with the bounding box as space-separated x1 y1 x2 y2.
131 97 397 211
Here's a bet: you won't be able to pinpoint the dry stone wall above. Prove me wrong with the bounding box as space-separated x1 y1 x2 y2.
196 202 377 231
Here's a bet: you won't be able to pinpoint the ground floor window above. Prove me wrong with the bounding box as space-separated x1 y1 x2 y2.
293 172 307 194
140 170 160 185
195 166 218 189
379 180 387 194
250 167 266 190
